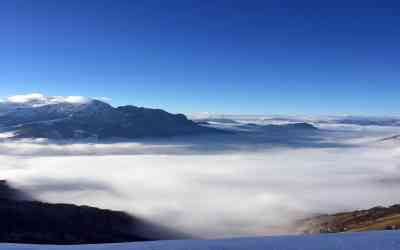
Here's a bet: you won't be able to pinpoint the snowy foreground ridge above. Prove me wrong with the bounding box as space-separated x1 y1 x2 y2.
2 231 400 250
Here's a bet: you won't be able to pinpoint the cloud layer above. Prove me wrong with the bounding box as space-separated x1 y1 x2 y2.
1 127 400 238
0 114 399 238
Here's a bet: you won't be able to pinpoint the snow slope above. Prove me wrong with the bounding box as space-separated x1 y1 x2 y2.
1 231 400 250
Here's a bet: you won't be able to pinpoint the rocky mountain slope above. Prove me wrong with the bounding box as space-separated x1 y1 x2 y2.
299 205 400 234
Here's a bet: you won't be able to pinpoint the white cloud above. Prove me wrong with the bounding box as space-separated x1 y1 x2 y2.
0 132 15 139
61 96 91 104
6 93 47 103
188 112 213 120
0 113 399 238
3 93 92 106
96 97 112 102
0 130 399 238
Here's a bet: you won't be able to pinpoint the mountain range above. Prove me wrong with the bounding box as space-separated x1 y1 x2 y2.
0 95 323 140
0 97 223 140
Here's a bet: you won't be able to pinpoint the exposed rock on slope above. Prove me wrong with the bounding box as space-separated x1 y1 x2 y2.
299 205 400 234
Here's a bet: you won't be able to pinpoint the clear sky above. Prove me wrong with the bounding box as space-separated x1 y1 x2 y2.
1 1 400 115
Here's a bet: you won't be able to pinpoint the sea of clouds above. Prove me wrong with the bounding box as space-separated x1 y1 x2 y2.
1 117 400 238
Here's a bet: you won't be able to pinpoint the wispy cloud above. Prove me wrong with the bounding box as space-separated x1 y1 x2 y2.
96 97 112 102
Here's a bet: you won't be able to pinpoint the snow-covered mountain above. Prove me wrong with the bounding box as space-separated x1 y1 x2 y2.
0 94 223 140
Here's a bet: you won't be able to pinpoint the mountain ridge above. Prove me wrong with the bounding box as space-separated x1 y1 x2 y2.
0 98 224 140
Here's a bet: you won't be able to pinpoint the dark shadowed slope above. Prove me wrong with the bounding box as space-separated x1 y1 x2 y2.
0 180 32 201
0 181 185 244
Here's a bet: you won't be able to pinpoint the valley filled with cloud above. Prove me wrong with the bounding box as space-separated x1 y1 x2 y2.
1 116 400 238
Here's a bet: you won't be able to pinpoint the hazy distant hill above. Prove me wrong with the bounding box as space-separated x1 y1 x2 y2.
335 116 400 127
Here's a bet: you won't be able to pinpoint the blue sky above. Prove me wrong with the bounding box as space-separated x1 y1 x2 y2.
1 1 400 115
